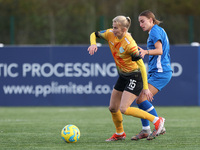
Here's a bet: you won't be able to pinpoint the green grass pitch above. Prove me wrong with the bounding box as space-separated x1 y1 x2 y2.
0 106 200 150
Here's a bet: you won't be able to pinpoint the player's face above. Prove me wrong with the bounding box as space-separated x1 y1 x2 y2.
138 16 152 32
112 22 125 39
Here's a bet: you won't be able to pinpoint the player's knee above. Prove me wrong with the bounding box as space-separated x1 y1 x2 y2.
119 107 127 114
108 106 118 113
136 98 140 104
136 95 145 104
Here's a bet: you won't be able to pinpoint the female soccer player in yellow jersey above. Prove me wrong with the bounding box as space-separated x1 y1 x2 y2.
87 15 165 141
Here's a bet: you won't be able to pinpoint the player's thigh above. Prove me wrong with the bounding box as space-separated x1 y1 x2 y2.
120 91 137 113
109 89 122 112
148 83 159 95
136 83 159 104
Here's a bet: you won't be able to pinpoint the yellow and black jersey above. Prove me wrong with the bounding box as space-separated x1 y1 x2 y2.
96 29 141 75
90 29 148 89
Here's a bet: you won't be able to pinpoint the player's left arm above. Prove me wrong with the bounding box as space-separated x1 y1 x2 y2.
136 59 153 101
129 44 148 90
138 40 163 58
130 43 153 100
136 59 148 90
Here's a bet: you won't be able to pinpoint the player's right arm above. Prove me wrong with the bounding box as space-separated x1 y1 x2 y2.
88 32 100 55
88 30 108 55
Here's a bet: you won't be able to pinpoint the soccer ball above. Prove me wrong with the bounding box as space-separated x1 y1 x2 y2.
61 124 80 143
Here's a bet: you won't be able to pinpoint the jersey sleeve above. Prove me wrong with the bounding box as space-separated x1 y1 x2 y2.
136 59 148 89
92 29 112 42
128 41 141 61
98 29 113 41
90 32 97 45
89 29 110 45
150 28 162 45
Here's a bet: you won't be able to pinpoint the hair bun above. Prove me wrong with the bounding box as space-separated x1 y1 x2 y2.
126 17 131 23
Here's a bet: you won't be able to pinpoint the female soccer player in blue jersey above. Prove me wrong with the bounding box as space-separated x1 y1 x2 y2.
131 10 173 140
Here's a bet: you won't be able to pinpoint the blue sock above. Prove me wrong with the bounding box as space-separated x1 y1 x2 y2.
138 100 158 128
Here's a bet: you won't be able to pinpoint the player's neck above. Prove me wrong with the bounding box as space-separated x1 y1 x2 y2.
117 32 126 40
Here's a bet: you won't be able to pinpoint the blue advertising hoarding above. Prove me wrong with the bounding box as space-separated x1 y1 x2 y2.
0 45 199 106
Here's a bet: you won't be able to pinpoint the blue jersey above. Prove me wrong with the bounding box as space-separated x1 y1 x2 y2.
147 24 172 73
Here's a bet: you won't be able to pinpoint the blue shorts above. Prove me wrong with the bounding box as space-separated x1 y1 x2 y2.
148 71 172 91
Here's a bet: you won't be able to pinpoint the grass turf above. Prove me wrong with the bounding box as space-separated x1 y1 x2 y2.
0 106 200 150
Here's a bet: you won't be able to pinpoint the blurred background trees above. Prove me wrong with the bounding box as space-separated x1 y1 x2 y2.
0 0 200 45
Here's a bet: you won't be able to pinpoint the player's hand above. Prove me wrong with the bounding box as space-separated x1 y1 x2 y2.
87 44 98 55
138 46 148 59
141 89 154 102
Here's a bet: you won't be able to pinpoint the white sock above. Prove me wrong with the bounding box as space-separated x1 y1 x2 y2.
153 117 159 124
142 126 151 130
116 132 124 135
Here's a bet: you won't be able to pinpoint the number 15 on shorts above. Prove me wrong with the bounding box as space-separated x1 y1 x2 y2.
128 79 136 91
